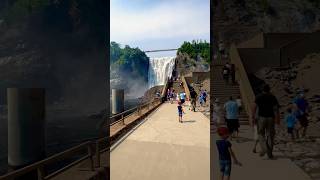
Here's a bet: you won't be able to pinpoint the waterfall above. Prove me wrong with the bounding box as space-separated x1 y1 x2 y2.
148 57 175 88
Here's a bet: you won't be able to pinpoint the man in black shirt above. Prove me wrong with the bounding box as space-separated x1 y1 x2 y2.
190 90 197 112
252 84 280 159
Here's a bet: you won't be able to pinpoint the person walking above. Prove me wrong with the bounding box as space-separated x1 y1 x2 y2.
230 64 236 84
202 90 208 106
252 84 280 159
222 65 230 84
216 127 242 180
190 89 197 112
224 96 239 138
293 92 309 138
285 107 298 141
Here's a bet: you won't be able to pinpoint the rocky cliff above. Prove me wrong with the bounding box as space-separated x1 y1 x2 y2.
213 0 320 46
0 0 107 112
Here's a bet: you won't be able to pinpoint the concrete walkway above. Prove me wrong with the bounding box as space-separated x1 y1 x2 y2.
111 103 210 180
212 125 312 180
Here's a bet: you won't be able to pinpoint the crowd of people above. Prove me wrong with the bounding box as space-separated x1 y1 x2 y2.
165 79 210 123
215 83 310 180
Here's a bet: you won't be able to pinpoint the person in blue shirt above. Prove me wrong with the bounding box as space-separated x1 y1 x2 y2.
285 107 297 141
180 92 186 105
202 90 207 105
293 92 309 137
224 96 239 138
216 126 242 180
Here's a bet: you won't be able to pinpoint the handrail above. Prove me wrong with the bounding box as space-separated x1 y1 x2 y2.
181 76 191 100
230 44 255 125
110 98 161 126
0 79 168 179
0 141 94 180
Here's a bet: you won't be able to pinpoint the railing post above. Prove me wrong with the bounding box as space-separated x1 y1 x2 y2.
96 141 100 168
88 144 94 171
37 166 45 180
121 114 124 125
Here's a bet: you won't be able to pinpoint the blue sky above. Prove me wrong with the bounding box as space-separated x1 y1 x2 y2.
110 0 210 57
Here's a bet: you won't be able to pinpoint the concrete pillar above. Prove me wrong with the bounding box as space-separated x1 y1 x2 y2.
7 88 46 169
111 89 124 114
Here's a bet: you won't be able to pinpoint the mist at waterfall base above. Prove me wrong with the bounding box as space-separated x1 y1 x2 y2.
110 57 176 114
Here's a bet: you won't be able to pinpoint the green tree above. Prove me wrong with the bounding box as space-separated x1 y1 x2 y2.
177 40 210 63
110 42 149 82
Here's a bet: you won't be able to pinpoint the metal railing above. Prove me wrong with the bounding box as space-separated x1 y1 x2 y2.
0 136 110 180
109 98 162 127
0 78 170 180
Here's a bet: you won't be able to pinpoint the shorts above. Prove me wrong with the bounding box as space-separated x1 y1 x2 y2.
181 99 185 104
219 160 231 176
178 111 183 117
226 119 239 133
287 127 294 134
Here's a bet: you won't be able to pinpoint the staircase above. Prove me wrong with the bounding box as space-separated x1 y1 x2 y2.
172 81 185 95
211 60 249 128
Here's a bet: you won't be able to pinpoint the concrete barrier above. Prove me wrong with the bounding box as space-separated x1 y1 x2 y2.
181 76 191 100
7 88 46 169
112 89 124 115
230 44 255 124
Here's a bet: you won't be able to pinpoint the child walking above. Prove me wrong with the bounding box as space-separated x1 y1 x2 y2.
216 127 242 180
285 108 297 141
177 101 185 123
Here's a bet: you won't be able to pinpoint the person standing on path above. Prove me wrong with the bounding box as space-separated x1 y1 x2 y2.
252 84 280 159
177 101 185 123
224 96 239 138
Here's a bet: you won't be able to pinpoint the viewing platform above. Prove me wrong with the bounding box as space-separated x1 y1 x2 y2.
111 102 210 180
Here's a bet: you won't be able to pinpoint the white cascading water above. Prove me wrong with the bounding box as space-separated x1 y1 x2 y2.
148 57 175 88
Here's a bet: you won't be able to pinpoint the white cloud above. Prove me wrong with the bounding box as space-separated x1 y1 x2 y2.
110 1 209 45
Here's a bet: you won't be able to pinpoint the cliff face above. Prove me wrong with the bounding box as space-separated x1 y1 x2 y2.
0 0 107 111
213 0 320 45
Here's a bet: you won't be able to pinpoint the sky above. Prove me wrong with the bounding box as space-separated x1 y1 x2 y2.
110 0 210 58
